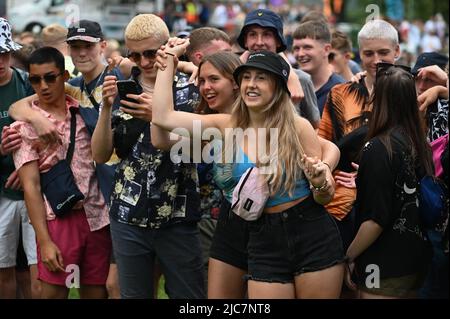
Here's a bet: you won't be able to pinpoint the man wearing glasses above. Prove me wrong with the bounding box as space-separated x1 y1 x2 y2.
11 47 111 299
8 19 125 298
0 17 39 299
10 20 125 143
91 14 204 299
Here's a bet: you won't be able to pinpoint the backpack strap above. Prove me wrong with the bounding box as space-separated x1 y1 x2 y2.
11 67 29 84
80 66 108 111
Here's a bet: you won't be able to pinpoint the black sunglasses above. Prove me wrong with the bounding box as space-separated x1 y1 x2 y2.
376 62 412 77
28 72 63 85
127 49 159 62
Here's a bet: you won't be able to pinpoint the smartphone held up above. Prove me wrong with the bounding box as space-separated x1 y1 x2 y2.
116 80 142 108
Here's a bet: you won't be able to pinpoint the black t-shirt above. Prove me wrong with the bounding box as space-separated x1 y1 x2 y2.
354 129 432 281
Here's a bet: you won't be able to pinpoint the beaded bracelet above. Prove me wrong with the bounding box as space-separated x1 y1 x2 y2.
310 177 329 192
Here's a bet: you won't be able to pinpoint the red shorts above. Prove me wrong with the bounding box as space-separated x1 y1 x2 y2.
37 209 111 286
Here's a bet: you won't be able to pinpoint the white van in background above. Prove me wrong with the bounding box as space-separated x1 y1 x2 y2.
6 0 152 40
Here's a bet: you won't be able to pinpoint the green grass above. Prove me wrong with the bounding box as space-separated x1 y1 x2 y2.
157 276 168 299
69 287 80 299
68 276 168 299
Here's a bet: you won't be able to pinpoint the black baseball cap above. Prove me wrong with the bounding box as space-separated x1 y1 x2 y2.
237 9 287 53
67 20 104 43
411 52 448 75
233 50 290 95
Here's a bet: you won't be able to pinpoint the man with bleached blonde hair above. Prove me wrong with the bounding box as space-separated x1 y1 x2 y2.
91 14 204 299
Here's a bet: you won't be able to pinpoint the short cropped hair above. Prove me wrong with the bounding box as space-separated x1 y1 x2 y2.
300 11 328 24
186 27 230 58
125 14 169 43
357 19 399 48
42 24 67 46
292 21 331 43
331 30 352 53
28 46 65 73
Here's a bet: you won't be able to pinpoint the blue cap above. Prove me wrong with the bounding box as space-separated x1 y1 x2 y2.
237 9 287 53
411 52 448 75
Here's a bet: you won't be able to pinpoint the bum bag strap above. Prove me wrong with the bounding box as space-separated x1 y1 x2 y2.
66 108 77 163
231 167 254 211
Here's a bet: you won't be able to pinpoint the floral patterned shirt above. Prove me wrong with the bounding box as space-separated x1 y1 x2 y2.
109 69 200 228
12 96 109 231
198 161 223 219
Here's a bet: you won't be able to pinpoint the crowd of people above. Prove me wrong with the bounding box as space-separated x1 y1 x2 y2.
0 3 448 300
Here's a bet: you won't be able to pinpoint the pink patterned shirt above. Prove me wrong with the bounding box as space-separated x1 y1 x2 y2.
12 96 109 231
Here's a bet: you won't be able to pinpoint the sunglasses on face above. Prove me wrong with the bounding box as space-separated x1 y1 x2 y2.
28 72 63 85
127 49 159 62
376 62 412 77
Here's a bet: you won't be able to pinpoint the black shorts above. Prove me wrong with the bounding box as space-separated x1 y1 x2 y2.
246 196 345 283
209 200 248 271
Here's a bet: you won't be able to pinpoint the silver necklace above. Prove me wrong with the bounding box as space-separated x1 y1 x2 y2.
83 67 107 100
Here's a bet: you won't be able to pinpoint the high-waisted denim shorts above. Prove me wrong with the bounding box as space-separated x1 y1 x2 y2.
246 196 345 283
210 200 249 271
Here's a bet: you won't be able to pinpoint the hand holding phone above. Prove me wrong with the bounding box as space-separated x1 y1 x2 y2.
116 80 142 107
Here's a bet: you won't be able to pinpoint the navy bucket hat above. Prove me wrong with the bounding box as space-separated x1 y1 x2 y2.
237 9 287 53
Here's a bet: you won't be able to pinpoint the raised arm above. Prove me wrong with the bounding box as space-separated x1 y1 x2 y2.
9 95 60 144
8 94 37 121
297 117 338 205
417 65 448 87
319 137 340 171
279 52 304 105
91 75 115 163
152 43 230 135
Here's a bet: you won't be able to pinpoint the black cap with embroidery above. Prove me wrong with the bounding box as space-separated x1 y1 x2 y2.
67 20 104 43
233 50 291 95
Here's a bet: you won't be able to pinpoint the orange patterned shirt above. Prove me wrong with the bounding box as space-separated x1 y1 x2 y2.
319 81 370 220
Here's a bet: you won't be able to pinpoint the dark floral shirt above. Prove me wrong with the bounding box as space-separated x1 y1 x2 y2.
109 68 200 228
198 161 223 219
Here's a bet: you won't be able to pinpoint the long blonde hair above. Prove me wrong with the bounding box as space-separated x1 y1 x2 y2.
228 72 305 196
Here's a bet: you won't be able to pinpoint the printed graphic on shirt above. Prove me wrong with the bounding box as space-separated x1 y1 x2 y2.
119 180 142 206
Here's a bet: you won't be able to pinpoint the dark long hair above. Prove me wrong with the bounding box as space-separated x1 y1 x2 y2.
367 66 433 175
